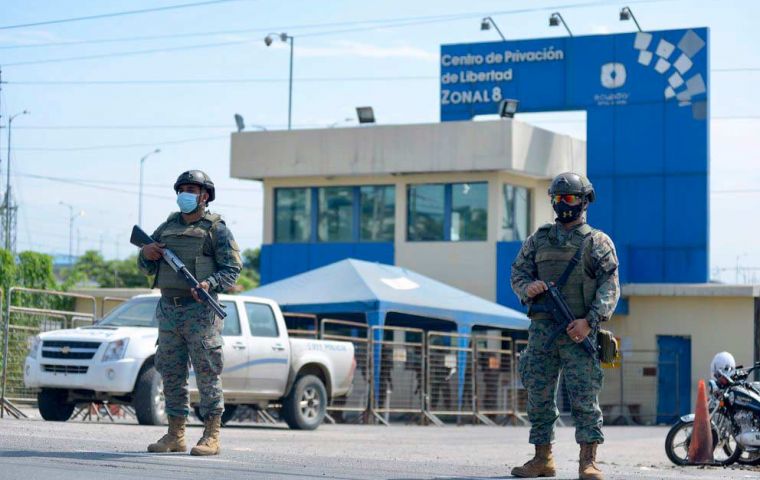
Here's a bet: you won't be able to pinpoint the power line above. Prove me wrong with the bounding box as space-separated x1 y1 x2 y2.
1 0 671 67
14 171 262 192
7 75 437 85
0 0 244 30
16 172 257 210
0 12 485 50
14 134 228 152
3 39 250 67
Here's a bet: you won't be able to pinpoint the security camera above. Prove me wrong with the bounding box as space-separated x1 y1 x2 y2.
264 35 273 46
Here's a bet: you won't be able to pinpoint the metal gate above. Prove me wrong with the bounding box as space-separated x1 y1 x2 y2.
1 288 97 413
370 326 424 424
322 319 370 422
473 335 515 423
425 332 474 422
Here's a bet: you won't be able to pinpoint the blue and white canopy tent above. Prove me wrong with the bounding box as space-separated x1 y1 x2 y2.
246 258 529 334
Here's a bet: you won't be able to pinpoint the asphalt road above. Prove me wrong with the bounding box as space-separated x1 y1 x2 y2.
0 418 758 480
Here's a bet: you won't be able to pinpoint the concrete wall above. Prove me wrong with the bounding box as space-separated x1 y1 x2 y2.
231 119 586 180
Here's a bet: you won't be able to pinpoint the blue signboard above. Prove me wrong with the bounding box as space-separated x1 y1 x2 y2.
441 28 709 283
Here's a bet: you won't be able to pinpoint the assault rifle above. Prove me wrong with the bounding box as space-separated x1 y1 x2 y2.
541 282 597 358
130 225 227 319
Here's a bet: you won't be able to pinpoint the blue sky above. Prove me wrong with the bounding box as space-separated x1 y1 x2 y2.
1 0 758 282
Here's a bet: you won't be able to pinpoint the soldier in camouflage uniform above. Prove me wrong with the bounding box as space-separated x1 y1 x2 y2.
510 172 619 480
138 170 242 456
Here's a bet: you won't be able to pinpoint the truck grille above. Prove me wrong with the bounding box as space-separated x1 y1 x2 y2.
42 341 101 360
43 365 89 374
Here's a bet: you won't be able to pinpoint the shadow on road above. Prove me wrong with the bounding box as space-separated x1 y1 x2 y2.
0 450 178 461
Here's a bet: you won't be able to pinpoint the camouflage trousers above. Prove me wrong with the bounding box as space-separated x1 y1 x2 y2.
518 318 604 445
155 296 224 418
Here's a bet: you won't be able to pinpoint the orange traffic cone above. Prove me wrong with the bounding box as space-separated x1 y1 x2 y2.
687 379 714 465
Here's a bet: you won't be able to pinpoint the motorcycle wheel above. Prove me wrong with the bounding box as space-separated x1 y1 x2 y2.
737 449 760 466
664 419 720 466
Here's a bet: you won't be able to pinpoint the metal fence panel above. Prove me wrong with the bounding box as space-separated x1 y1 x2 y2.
426 332 474 416
370 326 424 417
101 297 126 317
322 319 370 420
473 335 514 417
1 288 98 406
599 349 678 425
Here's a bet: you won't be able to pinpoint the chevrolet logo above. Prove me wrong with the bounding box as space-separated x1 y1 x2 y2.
60 346 71 355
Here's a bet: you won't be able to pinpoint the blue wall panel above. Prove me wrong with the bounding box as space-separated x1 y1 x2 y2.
261 243 394 285
496 241 527 313
442 28 709 285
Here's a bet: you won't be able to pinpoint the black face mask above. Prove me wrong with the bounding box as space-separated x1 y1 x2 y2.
553 201 584 224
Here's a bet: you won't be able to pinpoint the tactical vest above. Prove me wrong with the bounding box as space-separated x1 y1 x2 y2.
529 223 597 320
154 212 221 293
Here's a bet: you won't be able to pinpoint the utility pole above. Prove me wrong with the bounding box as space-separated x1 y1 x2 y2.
5 110 29 253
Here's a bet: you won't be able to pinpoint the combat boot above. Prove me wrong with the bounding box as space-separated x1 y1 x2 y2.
191 414 221 456
579 443 603 480
511 444 556 478
147 415 186 453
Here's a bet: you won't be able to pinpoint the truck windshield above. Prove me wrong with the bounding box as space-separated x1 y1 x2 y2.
99 297 159 328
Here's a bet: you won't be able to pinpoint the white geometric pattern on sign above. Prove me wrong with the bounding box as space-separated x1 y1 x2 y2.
631 29 707 110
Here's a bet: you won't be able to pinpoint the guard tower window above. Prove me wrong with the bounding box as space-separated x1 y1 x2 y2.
407 184 446 241
360 185 395 241
501 184 530 241
274 188 311 242
451 182 488 241
318 187 354 242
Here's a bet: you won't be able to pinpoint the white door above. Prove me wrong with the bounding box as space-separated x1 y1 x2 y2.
219 300 248 392
244 302 290 395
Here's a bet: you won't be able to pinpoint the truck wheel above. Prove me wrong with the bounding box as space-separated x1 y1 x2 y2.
37 388 75 421
133 366 167 425
193 404 238 426
281 374 327 430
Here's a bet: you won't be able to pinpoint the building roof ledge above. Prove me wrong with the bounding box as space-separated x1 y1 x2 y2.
622 283 760 298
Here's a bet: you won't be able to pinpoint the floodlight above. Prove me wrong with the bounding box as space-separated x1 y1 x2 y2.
499 99 519 118
619 7 642 32
481 18 491 31
356 106 375 124
234 113 245 132
549 12 573 37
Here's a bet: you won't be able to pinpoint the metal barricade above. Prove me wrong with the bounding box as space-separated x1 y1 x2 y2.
370 326 424 424
600 349 678 425
512 339 529 425
284 313 319 339
321 319 370 422
101 296 127 317
473 335 515 424
425 332 475 424
1 287 98 413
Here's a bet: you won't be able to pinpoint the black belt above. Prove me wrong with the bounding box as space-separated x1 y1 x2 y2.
162 295 196 307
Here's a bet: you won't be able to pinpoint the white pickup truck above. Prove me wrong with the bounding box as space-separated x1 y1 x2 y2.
24 293 355 430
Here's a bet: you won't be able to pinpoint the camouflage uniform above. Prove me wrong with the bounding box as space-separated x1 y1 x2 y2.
139 211 242 418
511 221 619 445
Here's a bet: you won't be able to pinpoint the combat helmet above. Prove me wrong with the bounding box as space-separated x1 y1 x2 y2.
174 170 215 202
548 172 595 203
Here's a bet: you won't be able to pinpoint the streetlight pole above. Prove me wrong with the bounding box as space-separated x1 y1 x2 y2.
138 148 161 226
265 32 294 130
59 201 83 265
4 110 29 252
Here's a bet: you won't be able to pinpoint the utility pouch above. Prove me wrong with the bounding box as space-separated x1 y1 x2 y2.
597 329 619 364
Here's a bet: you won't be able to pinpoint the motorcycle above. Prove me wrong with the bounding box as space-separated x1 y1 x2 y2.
665 362 760 466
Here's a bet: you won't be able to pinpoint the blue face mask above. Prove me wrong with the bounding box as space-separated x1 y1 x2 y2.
177 192 199 214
